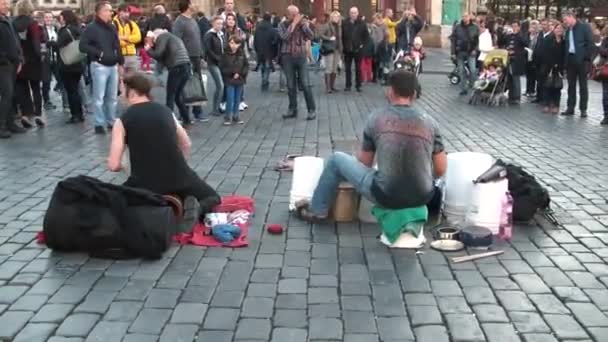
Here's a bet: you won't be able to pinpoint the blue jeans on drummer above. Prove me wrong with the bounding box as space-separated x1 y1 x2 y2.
225 84 243 120
457 53 477 92
90 62 118 128
310 152 376 216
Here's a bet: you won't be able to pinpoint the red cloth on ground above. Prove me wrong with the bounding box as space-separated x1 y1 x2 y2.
174 195 254 248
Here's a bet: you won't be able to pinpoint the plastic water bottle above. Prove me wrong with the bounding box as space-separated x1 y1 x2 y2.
499 192 513 240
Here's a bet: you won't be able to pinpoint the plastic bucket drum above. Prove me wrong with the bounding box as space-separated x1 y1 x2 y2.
289 156 325 211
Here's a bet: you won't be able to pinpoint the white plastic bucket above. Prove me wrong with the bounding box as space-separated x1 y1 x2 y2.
289 156 325 211
444 152 494 221
466 179 509 234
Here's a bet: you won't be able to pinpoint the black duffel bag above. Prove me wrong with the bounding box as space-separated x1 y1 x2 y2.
43 175 176 259
505 163 551 222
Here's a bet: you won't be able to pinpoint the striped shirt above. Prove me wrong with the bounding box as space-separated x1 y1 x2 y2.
278 20 314 57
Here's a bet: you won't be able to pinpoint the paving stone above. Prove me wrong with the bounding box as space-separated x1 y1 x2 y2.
0 311 33 339
414 325 449 342
255 254 283 268
408 305 442 326
544 314 589 340
376 316 414 341
13 323 57 342
246 283 277 297
501 259 534 274
0 285 28 304
180 286 215 303
535 267 574 287
404 293 437 306
308 303 341 318
202 308 239 330
482 323 519 342
588 327 608 341
509 312 551 333
128 309 171 335
431 280 463 296
528 294 570 314
372 284 407 316
49 286 90 304
170 303 207 324
437 296 472 314
158 323 197 342
487 277 520 290
144 289 180 308
75 291 117 314
567 271 606 289
463 286 496 304
343 310 377 333
521 333 558 342
495 291 535 311
342 295 373 311
242 297 274 318
454 270 487 287
196 330 232 342
273 309 307 328
341 282 371 296
343 333 380 342
85 321 130 342
472 304 509 323
584 289 608 310
278 279 307 294
309 317 343 340
210 290 244 307
554 286 591 302
308 287 338 304
47 337 85 342
9 294 47 311
104 301 143 322
550 255 586 271
276 294 307 309
445 314 485 342
566 302 608 327
56 313 100 337
512 274 551 294
271 328 308 342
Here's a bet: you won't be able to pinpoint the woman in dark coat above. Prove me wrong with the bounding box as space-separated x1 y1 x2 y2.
12 0 45 128
57 10 85 124
505 21 528 104
600 26 608 126
540 24 565 115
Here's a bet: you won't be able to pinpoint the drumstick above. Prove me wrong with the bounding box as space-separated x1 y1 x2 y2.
452 250 504 263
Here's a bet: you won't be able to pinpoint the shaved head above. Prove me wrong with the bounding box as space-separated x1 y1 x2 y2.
349 7 358 21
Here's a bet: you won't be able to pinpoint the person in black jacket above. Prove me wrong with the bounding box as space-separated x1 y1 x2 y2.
524 20 540 98
505 21 527 104
203 16 225 116
561 10 594 117
41 12 59 110
254 12 278 91
342 7 369 92
396 7 423 53
451 13 479 95
146 4 172 32
0 0 26 138
79 1 124 135
57 10 85 124
220 36 248 125
533 18 555 104
540 24 565 115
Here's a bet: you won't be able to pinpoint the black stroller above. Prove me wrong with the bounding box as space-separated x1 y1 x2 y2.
447 56 471 85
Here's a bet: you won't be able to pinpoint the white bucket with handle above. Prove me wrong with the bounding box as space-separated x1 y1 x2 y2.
289 156 324 211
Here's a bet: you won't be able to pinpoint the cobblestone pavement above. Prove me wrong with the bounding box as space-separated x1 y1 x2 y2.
0 50 607 342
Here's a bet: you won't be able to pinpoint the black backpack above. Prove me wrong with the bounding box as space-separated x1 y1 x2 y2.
504 163 551 222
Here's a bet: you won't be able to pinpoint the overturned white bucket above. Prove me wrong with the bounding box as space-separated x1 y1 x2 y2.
289 156 324 211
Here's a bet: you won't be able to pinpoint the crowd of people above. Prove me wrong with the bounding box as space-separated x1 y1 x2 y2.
451 10 608 125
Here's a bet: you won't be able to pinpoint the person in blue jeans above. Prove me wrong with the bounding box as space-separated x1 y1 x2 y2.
450 13 479 96
254 13 279 91
295 70 447 222
220 36 248 125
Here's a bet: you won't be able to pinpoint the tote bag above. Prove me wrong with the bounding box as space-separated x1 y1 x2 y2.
59 29 86 66
182 71 208 105
544 67 563 90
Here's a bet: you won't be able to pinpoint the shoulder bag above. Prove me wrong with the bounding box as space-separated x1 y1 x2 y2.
59 28 86 65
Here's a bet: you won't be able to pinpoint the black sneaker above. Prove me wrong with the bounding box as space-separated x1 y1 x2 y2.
601 117 608 125
94 126 106 135
306 111 316 120
34 117 46 127
20 117 33 128
580 111 588 118
344 87 351 92
561 110 574 116
356 87 362 92
282 110 297 119
0 129 11 139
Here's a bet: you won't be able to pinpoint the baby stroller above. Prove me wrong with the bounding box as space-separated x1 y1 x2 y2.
469 49 510 106
448 56 470 85
394 49 423 97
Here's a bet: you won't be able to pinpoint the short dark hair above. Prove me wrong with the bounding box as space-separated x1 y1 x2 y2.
562 10 576 18
387 69 418 98
511 20 520 26
124 73 153 97
178 0 191 13
117 4 128 12
95 1 111 13
60 9 79 25
263 12 271 21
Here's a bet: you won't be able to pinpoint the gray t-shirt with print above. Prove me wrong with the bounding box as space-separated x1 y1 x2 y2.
362 104 444 208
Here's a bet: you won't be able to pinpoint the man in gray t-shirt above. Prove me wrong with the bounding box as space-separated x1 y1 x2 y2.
296 69 447 221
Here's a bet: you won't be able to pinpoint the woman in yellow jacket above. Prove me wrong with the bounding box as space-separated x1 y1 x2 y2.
383 8 399 55
113 4 141 72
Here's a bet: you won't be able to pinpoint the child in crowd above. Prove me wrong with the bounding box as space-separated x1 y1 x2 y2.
410 36 426 67
220 36 249 126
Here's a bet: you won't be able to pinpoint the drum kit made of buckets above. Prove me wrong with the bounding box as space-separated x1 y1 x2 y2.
289 152 513 260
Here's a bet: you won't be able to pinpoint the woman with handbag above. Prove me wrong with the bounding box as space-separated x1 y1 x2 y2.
599 27 608 125
57 10 85 123
319 11 342 93
541 23 565 115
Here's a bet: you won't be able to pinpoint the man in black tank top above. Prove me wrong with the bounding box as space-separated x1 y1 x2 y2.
107 73 220 216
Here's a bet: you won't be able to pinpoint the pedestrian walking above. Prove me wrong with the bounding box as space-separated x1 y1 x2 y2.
278 5 316 120
342 7 369 92
79 1 123 135
253 12 279 92
174 0 206 122
561 10 594 118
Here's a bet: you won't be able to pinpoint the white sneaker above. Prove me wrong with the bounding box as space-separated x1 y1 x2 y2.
219 102 226 112
239 102 248 111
